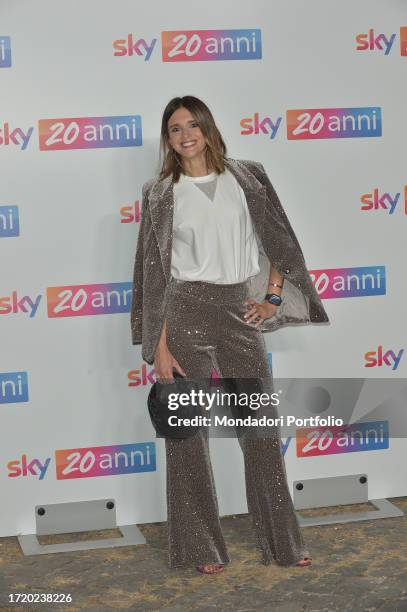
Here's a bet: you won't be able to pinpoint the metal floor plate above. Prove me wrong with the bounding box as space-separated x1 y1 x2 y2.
297 498 404 527
17 498 146 556
18 524 146 555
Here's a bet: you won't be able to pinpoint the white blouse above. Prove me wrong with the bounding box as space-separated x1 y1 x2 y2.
171 167 260 284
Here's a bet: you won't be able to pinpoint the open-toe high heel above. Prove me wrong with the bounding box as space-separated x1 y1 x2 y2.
295 556 312 567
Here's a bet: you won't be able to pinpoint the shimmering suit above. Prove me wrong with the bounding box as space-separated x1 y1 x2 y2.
130 158 329 567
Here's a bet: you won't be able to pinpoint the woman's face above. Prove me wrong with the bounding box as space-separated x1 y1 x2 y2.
167 107 207 163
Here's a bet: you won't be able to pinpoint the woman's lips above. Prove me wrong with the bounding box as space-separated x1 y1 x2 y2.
181 140 197 148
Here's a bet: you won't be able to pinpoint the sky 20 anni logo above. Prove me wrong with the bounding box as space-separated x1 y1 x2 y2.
0 283 132 318
113 29 262 62
7 443 155 480
46 283 132 317
1 115 142 152
241 107 382 140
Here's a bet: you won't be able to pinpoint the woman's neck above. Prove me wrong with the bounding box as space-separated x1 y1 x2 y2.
181 156 211 178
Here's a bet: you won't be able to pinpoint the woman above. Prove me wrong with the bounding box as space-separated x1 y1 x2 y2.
131 95 329 575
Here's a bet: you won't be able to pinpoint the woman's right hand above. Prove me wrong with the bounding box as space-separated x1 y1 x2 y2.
154 342 186 383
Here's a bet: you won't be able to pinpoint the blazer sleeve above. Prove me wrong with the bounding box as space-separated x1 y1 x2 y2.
130 180 152 345
248 160 308 271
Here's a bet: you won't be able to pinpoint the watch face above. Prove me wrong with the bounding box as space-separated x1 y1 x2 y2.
269 295 282 305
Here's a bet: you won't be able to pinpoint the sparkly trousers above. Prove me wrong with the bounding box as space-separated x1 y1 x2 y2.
163 276 309 568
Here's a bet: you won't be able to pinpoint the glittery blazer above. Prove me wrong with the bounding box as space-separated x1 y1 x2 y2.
131 158 329 365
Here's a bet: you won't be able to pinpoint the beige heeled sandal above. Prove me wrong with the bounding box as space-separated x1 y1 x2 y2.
295 556 312 567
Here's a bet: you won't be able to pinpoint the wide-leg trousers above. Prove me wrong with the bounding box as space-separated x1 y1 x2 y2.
163 276 309 568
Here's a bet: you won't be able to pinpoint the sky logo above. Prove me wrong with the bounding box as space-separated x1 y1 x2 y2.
47 282 132 318
8 454 51 480
365 346 404 371
356 29 396 55
287 107 382 140
128 363 156 387
0 291 42 317
55 442 156 479
39 115 142 151
240 114 282 139
297 420 389 457
309 266 386 299
0 205 20 237
0 371 29 404
162 29 262 62
113 35 157 60
356 27 407 56
0 122 34 150
120 199 141 224
0 36 11 67
360 186 407 215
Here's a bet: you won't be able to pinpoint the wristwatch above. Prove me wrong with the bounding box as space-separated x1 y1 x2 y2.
264 293 282 306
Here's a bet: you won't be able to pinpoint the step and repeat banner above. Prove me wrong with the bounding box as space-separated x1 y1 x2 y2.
1 0 406 537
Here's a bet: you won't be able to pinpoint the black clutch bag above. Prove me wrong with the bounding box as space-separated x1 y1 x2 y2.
147 372 203 439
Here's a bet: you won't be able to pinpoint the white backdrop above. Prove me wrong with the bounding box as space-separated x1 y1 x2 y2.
1 0 406 537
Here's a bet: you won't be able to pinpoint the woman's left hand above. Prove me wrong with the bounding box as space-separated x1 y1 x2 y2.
243 298 279 328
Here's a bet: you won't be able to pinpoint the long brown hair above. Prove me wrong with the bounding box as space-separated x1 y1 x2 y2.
159 96 227 182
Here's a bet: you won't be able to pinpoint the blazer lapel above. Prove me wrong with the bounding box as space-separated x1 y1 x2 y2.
148 158 267 285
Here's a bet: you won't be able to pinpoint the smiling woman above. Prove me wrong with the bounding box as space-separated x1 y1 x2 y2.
161 101 227 182
168 113 206 165
131 95 328 575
